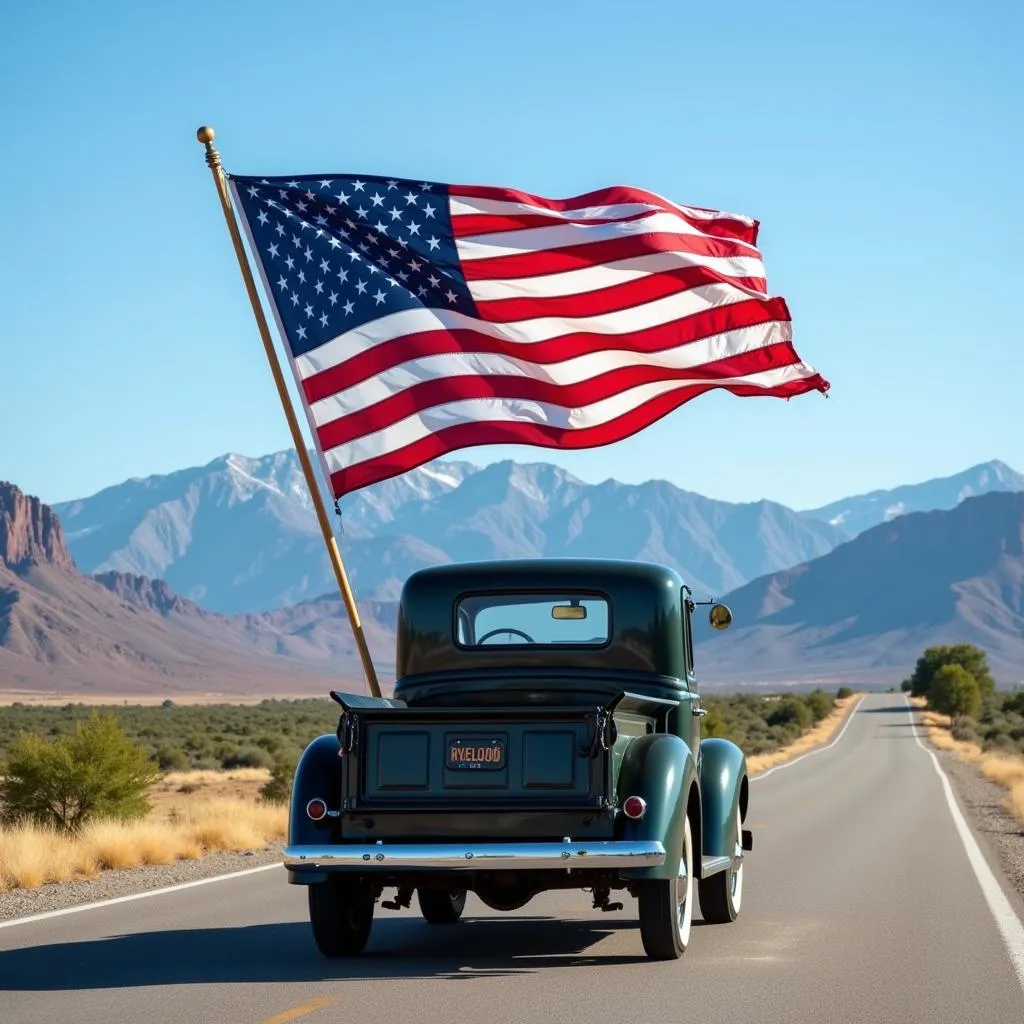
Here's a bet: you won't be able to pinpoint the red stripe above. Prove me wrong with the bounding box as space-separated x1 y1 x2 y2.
301 297 790 405
460 230 758 281
315 341 804 452
328 372 828 497
450 183 759 246
452 207 668 239
474 264 770 324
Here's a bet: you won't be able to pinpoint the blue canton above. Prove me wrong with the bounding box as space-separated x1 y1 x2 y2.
229 173 478 358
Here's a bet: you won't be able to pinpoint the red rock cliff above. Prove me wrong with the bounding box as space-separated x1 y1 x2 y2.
0 482 76 572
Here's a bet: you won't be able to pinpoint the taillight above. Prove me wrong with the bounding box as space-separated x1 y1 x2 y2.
622 795 647 820
306 798 328 821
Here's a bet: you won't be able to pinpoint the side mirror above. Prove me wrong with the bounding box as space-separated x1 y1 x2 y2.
708 603 732 631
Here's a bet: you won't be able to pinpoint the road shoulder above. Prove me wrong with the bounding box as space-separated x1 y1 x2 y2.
0 844 284 925
930 742 1024 913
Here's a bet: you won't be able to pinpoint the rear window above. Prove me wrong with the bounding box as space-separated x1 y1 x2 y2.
455 592 610 648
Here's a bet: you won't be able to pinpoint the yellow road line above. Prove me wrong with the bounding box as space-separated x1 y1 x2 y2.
260 996 334 1024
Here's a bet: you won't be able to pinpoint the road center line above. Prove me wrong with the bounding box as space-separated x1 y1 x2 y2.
260 996 334 1024
750 695 865 782
907 695 1024 994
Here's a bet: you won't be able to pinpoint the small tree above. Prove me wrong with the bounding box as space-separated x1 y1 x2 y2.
261 752 299 804
836 686 853 700
805 689 833 722
902 644 995 701
0 712 161 832
929 664 982 722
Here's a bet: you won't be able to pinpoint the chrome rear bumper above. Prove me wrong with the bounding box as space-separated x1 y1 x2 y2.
283 839 665 871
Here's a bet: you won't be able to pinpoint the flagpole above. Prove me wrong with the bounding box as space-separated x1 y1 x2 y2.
195 125 382 699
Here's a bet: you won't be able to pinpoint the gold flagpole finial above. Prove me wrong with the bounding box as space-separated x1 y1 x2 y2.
196 126 221 169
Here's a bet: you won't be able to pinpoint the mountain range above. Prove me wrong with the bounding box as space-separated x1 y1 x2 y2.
3 455 1024 694
51 452 1024 616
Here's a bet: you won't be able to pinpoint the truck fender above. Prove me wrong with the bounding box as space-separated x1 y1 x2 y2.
614 732 697 881
286 733 343 885
699 737 748 860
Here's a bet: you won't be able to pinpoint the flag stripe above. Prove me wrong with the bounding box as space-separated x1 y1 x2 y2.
300 296 788 407
296 290 789 388
312 334 799 452
454 209 760 263
325 365 821 495
472 262 770 323
458 230 762 282
449 183 760 244
465 250 767 302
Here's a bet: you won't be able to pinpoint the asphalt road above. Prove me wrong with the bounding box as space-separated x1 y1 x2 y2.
2 692 1024 1024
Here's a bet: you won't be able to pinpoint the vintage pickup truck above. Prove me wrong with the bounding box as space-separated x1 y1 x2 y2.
284 558 752 961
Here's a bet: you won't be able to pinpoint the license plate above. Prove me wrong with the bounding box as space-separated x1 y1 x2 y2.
446 736 506 770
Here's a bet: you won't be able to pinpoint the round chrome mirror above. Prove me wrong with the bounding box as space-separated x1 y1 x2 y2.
709 603 733 631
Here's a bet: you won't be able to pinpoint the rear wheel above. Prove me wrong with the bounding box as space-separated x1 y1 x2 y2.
308 875 375 957
698 802 744 923
417 887 467 924
637 813 694 960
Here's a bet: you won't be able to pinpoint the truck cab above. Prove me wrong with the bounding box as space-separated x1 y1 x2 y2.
285 558 751 961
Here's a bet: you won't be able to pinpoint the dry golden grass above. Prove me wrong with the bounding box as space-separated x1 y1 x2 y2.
746 695 862 775
148 767 271 818
916 705 1024 824
0 797 287 893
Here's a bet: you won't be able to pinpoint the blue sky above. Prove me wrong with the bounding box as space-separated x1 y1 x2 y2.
2 0 1020 511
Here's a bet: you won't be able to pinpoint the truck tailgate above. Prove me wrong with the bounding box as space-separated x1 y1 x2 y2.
338 705 612 811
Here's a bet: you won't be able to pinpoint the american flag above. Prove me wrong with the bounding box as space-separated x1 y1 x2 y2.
228 172 829 499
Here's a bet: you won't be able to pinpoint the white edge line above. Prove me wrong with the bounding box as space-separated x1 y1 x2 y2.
906 694 1024 992
749 695 865 782
0 862 283 931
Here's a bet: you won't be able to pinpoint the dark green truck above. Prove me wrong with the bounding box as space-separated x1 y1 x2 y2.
284 558 752 961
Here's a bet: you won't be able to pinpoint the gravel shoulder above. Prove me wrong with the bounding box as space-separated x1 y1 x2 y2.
0 843 285 924
932 745 1024 909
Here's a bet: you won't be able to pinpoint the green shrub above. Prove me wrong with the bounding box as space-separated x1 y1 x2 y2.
929 664 982 721
0 713 161 832
836 686 853 699
903 644 995 701
805 689 833 723
261 753 299 804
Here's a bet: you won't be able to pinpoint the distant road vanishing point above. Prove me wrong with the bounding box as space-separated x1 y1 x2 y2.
1 692 1023 1024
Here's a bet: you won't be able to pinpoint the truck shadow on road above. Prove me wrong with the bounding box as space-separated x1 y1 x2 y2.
0 915 670 987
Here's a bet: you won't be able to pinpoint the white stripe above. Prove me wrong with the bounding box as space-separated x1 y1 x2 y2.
308 319 790 428
750 696 864 781
319 363 818 475
294 282 772 383
907 696 1024 992
456 209 761 262
449 191 757 230
466 249 767 302
0 863 282 931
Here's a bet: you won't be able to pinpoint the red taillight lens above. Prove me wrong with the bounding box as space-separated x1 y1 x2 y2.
306 798 328 821
622 795 647 820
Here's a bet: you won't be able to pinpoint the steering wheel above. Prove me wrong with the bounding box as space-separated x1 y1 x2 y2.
476 627 536 645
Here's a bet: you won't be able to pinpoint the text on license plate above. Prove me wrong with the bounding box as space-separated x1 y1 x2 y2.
446 737 506 770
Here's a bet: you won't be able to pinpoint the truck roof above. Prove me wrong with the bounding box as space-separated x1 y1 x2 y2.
395 558 691 681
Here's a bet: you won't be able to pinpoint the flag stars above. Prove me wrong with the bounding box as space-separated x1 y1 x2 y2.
408 222 421 236
370 193 385 207
426 236 440 250
423 203 436 219
319 312 329 327
373 289 386 304
314 280 324 294
319 258 330 273
404 192 418 206
267 243 280 258
355 280 367 294
304 303 314 318
328 291 338 305
257 210 269 226
445 289 458 303
343 299 354 314
319 179 333 190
